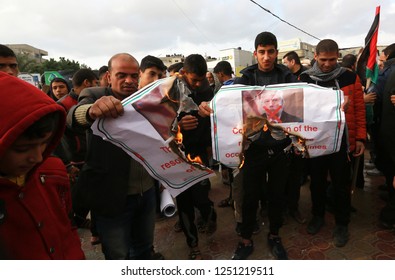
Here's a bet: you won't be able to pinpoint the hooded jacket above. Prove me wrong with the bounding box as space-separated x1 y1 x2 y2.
0 72 84 259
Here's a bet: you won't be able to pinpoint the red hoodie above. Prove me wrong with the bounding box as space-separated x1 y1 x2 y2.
0 72 85 260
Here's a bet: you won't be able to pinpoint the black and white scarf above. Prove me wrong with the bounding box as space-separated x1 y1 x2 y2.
302 62 346 83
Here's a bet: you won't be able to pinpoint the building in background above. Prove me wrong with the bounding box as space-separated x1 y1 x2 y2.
278 38 316 64
159 54 185 68
207 47 255 77
6 44 48 63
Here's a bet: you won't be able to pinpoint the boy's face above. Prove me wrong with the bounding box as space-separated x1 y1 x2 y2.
51 81 69 100
254 45 278 72
314 51 339 73
0 56 19 76
138 66 165 89
183 71 206 90
0 132 53 177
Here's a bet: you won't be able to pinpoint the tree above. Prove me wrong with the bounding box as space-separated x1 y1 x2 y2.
42 57 82 72
16 53 40 73
15 54 90 74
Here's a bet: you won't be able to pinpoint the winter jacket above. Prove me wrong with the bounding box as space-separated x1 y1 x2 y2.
0 72 85 259
235 63 296 86
378 70 395 174
177 78 214 163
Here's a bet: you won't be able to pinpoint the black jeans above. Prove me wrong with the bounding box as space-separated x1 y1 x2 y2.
286 154 306 213
176 179 214 248
241 149 291 239
309 140 351 226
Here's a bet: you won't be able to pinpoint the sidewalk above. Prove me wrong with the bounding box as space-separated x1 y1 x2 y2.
79 158 395 260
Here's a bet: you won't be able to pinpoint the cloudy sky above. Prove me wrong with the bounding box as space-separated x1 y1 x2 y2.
2 0 394 69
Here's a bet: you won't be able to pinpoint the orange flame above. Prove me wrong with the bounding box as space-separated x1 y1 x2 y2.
187 154 203 164
174 125 183 144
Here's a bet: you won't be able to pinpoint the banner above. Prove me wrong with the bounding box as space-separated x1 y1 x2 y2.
211 83 345 168
92 77 215 197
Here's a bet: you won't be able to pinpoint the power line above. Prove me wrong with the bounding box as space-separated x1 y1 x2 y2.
172 0 218 50
249 0 321 41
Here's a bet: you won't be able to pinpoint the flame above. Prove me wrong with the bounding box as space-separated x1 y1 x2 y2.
187 154 203 164
174 125 183 144
263 124 268 132
237 152 245 169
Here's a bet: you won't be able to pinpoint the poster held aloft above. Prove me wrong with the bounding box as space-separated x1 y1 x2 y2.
92 76 215 197
210 83 346 168
91 79 345 197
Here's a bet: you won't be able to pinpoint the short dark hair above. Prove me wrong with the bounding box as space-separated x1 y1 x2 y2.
140 55 167 72
213 61 234 76
168 62 184 73
283 51 301 65
383 43 395 60
254 32 277 50
341 54 357 69
316 39 339 54
98 65 108 78
0 44 16 58
183 54 207 76
72 68 98 87
22 112 60 139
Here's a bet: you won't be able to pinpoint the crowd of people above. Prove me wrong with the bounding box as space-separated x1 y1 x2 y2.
0 32 394 260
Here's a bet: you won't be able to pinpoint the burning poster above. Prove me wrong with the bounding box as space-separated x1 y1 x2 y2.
91 76 215 197
211 83 346 168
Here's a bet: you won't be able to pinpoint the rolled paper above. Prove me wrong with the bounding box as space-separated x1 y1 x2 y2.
160 188 177 217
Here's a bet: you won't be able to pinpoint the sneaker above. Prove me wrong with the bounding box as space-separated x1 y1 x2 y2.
173 220 183 232
307 216 324 235
232 240 254 260
333 225 349 247
267 234 288 260
289 210 306 224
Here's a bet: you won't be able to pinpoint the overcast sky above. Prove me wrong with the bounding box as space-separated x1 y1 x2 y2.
2 0 394 69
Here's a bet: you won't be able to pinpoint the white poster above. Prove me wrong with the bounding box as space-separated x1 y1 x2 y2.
92 77 215 197
211 83 346 168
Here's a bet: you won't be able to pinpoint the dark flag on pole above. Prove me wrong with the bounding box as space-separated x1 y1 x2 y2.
356 6 380 89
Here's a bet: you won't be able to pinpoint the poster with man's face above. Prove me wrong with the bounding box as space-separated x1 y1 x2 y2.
242 88 304 124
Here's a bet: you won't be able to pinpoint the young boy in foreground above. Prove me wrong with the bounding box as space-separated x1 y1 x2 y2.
0 72 84 259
